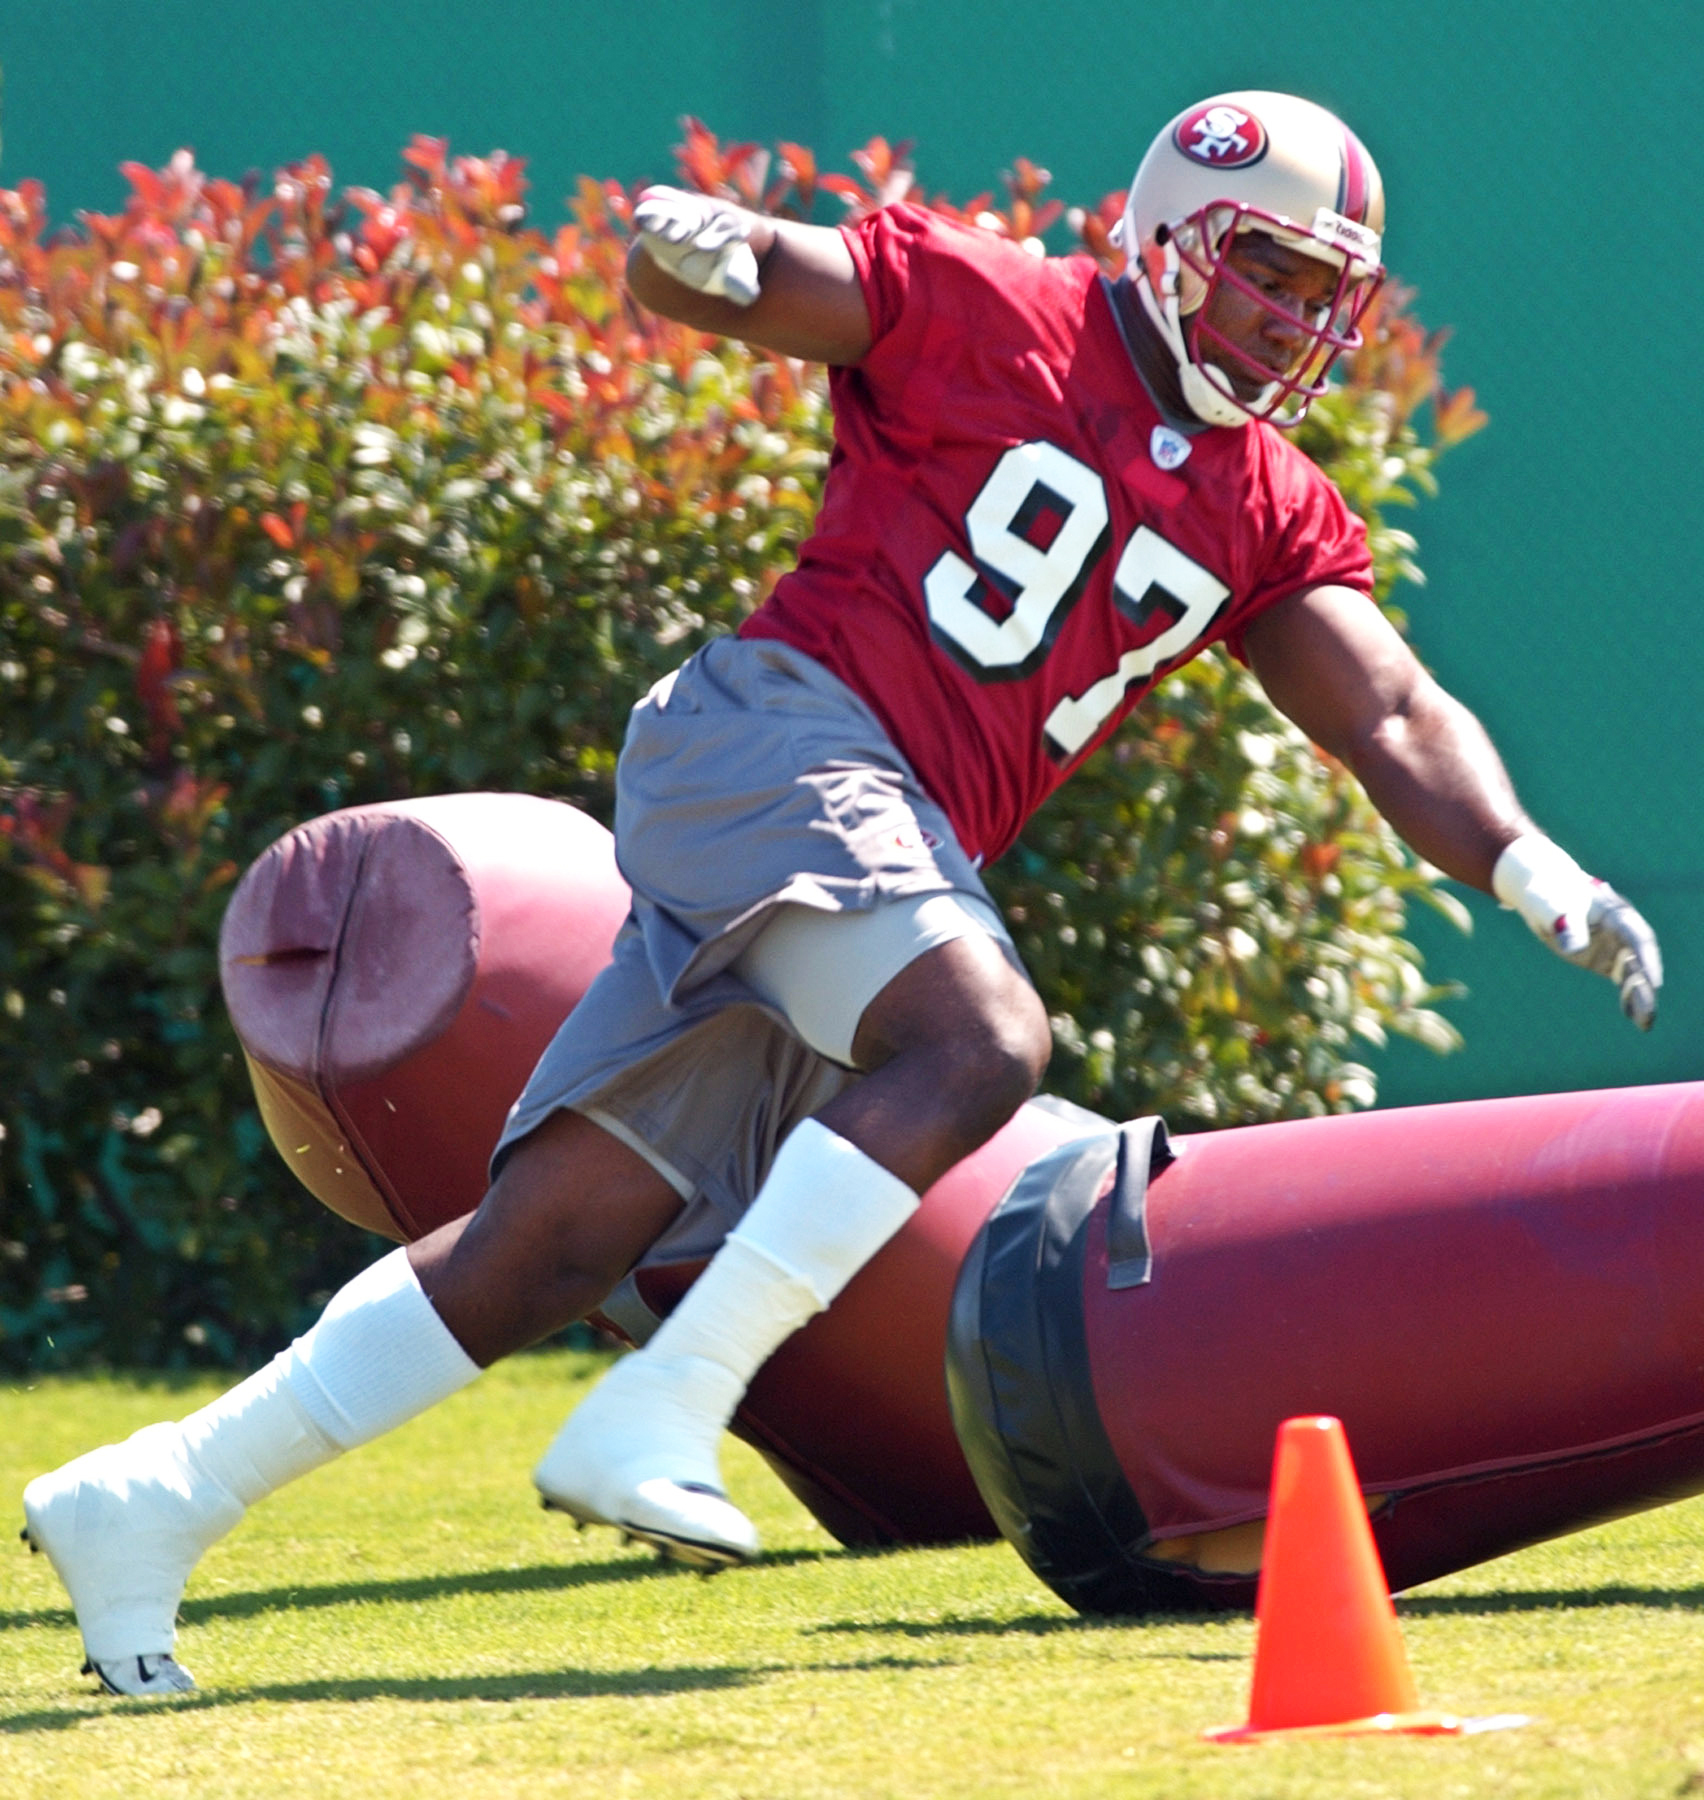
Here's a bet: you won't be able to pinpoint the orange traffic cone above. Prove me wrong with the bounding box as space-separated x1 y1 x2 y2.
1207 1416 1490 1741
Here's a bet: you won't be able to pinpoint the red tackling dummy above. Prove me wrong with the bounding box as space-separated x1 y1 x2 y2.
222 793 1704 1608
219 792 631 1240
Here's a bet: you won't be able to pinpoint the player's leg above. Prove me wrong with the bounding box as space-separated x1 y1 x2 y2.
22 1111 680 1695
534 893 1050 1564
406 1108 685 1367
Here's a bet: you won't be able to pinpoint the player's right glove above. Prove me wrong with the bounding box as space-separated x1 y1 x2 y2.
1492 833 1663 1030
633 185 762 307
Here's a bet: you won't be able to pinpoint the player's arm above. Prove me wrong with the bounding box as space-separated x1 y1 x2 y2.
1243 583 1661 1027
1243 585 1523 888
625 186 873 366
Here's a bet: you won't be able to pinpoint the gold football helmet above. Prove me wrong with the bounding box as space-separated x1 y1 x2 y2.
1120 91 1386 427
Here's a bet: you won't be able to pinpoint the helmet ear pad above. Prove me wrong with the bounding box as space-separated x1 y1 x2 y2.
1153 214 1225 318
1130 227 1256 430
1139 230 1172 301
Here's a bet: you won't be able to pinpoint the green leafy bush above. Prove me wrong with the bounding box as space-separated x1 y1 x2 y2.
0 127 1483 1369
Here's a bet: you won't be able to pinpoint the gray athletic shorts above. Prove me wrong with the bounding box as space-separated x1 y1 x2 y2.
492 635 1025 1266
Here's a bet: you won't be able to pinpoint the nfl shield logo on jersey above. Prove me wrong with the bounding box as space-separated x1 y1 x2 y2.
1150 424 1193 471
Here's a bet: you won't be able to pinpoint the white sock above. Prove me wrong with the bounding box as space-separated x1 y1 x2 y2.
535 1122 917 1555
643 1118 920 1394
181 1246 481 1506
27 1250 483 1667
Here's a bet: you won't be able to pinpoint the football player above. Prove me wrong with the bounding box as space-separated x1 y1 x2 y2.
23 91 1661 1694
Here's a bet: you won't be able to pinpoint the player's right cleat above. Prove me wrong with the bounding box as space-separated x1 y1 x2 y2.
533 1352 760 1570
82 1652 198 1697
538 1477 757 1572
21 1421 241 1690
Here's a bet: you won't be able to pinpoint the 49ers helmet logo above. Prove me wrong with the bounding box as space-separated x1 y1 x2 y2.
1173 102 1268 169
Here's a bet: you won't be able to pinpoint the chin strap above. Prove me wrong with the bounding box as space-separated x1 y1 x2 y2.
1179 360 1262 429
1134 243 1254 429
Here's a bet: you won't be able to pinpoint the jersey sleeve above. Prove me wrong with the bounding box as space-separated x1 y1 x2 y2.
841 202 926 345
830 206 1003 464
1220 438 1376 663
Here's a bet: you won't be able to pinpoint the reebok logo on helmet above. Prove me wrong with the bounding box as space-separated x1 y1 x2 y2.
1307 207 1382 271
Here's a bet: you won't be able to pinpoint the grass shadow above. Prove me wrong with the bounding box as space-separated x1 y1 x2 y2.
5 1543 835 1638
813 1584 1704 1637
1399 1583 1704 1616
3 1650 959 1735
1 1662 764 1733
806 1610 1217 1642
814 1613 1249 1660
183 1556 718 1626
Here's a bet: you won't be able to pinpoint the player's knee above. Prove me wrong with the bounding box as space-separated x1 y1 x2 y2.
418 1109 685 1361
939 985 1052 1137
999 982 1054 1091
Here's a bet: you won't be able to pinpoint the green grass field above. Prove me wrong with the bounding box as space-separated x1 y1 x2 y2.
7 1350 1704 1798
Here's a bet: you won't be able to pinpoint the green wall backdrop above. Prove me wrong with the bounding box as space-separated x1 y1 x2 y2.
1 1 1699 1108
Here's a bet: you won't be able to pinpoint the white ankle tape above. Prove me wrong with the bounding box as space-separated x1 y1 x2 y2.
285 1247 480 1449
727 1118 919 1307
639 1121 921 1391
645 1238 824 1385
178 1358 341 1508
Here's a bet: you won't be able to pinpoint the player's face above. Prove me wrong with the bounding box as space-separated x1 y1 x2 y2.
1194 232 1344 401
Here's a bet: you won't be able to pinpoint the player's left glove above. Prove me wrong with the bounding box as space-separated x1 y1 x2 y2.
633 185 762 307
1492 833 1663 1030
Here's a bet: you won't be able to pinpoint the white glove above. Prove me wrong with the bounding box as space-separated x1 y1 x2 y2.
1492 834 1663 1030
633 184 762 307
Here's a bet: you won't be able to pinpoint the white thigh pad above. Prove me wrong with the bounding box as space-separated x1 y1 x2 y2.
734 891 1017 1066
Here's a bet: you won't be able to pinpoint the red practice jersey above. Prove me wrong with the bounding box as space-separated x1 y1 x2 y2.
740 203 1373 866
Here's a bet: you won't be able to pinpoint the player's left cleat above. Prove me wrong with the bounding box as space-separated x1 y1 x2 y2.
82 1653 198 1697
538 1480 754 1572
22 1422 241 1691
533 1351 760 1571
